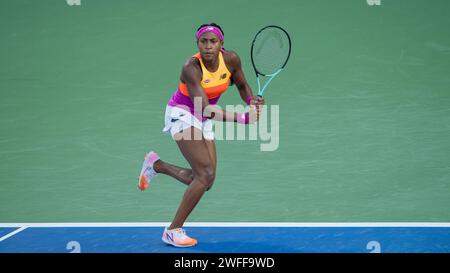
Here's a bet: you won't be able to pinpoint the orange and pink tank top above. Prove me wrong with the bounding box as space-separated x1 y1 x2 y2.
178 52 231 99
167 51 232 121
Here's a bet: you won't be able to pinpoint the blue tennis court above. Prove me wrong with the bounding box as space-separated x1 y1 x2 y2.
1 223 449 253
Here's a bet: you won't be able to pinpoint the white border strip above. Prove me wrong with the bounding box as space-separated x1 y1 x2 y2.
1 222 450 228
0 227 28 242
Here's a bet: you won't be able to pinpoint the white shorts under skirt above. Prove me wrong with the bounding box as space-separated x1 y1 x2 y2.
162 105 214 140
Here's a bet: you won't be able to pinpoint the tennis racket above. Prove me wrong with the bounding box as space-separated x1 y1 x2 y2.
251 25 291 98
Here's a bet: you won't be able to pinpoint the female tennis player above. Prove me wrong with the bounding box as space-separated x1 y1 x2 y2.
139 23 264 247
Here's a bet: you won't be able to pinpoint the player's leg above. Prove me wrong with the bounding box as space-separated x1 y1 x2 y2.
203 139 217 191
161 126 215 247
169 126 215 229
152 117 216 188
153 139 215 188
139 105 201 190
154 160 193 186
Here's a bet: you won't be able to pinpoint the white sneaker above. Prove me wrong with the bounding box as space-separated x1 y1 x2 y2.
162 227 198 247
138 151 160 191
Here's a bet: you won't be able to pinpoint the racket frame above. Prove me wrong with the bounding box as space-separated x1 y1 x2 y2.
250 25 291 97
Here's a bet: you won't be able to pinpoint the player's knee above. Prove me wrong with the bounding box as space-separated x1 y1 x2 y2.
195 166 215 189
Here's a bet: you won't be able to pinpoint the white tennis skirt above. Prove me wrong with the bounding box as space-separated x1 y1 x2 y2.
162 105 214 140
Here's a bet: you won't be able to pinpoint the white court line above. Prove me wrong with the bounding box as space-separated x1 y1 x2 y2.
0 227 28 242
1 222 450 228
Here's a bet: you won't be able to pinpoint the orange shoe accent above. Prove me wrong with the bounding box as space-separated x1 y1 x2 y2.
178 238 197 246
139 175 148 191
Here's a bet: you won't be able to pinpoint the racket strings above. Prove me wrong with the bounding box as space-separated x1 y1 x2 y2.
252 28 290 75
